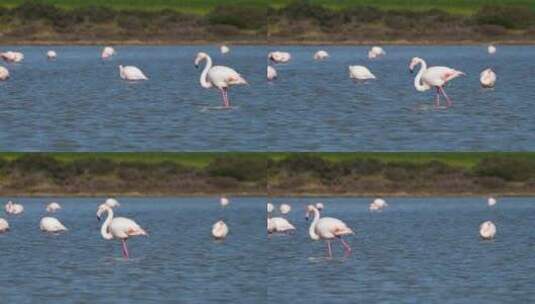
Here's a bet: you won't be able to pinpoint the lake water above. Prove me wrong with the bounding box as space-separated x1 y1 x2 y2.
0 197 265 303
1 45 534 151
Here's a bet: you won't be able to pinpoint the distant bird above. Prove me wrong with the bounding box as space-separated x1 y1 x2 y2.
220 197 230 207
368 46 385 59
0 218 9 232
1 51 24 63
220 45 230 54
268 51 291 64
40 217 68 233
195 52 247 108
306 205 353 258
267 65 277 81
97 204 147 259
480 221 496 240
104 198 120 208
488 197 497 207
5 201 24 215
46 202 62 213
279 203 291 214
314 50 329 60
119 65 148 81
267 202 274 214
0 66 9 80
315 202 324 211
101 46 116 59
47 50 57 60
348 65 376 81
212 220 229 240
488 45 496 54
409 57 465 108
267 217 295 234
369 198 388 212
480 68 496 88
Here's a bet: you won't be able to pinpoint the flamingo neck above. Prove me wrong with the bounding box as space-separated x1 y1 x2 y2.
413 59 430 92
308 208 320 240
200 56 213 89
100 207 114 240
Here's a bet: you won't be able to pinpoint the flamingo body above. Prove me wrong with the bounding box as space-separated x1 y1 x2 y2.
267 202 274 213
102 46 116 59
220 197 229 207
267 217 295 233
0 66 9 80
279 203 291 214
267 65 277 81
370 198 388 211
119 65 148 81
368 46 385 59
348 65 376 80
5 201 24 215
220 45 230 54
0 218 9 232
46 202 62 213
268 51 291 63
40 217 68 232
488 197 497 207
47 50 57 60
212 220 229 239
314 50 329 60
480 68 496 88
488 45 496 54
1 51 24 63
480 221 496 240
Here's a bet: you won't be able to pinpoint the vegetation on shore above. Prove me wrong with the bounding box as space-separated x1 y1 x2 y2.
1 152 535 196
1 1 535 43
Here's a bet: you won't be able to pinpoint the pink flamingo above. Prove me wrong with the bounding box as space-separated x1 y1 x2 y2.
409 57 465 108
195 52 247 108
306 205 353 258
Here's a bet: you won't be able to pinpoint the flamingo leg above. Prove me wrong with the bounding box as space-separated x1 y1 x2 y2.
439 86 453 107
223 87 230 107
121 239 130 259
435 87 441 108
339 237 352 256
326 240 332 258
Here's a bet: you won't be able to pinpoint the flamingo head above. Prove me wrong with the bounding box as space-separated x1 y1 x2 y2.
96 203 110 221
194 52 208 68
409 57 423 73
304 204 315 220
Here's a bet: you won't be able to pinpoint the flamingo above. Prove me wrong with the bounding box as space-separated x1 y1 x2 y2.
212 220 229 239
268 51 291 64
279 203 291 214
47 50 57 60
315 202 324 211
220 45 230 54
267 217 296 234
0 66 9 80
5 201 24 215
104 198 120 208
195 52 247 108
488 45 496 54
480 221 496 240
369 198 388 212
267 65 277 81
267 202 274 214
480 68 496 88
96 204 147 259
0 218 9 232
101 46 116 59
46 202 62 213
488 197 497 207
220 197 229 207
40 217 68 233
348 65 376 81
368 46 385 59
306 205 353 258
314 50 329 60
119 65 148 81
1 51 24 63
409 57 465 108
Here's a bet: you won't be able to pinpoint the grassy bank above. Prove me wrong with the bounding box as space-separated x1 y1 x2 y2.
1 152 535 196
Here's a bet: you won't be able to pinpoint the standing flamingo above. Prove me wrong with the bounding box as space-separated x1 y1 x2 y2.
480 221 496 240
47 50 57 60
368 46 385 59
5 201 24 215
46 202 62 213
195 52 247 108
0 66 9 80
40 217 68 233
267 65 277 81
267 202 274 214
1 51 24 63
96 204 147 259
0 218 9 232
480 68 496 88
314 50 329 60
268 51 291 64
369 198 388 212
409 57 465 108
119 65 148 81
212 220 229 239
306 205 353 258
101 46 116 59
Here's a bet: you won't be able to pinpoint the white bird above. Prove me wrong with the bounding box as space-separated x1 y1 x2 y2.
348 65 376 81
195 52 247 108
279 203 291 214
101 46 116 59
5 201 24 215
46 202 62 213
0 66 9 80
97 204 147 259
315 202 324 211
212 220 229 239
220 197 229 207
0 218 9 232
47 50 57 60
368 46 385 59
488 45 496 54
40 217 68 233
480 68 496 88
104 198 120 208
267 202 274 214
369 198 388 212
480 221 496 240
267 65 277 81
409 57 465 108
488 197 497 207
1 51 24 63
267 217 295 234
268 51 291 64
314 50 329 60
119 65 148 81
220 45 230 54
306 204 353 258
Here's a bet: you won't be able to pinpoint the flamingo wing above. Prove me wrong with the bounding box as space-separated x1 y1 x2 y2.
111 217 147 238
316 217 353 239
208 66 246 88
424 66 464 86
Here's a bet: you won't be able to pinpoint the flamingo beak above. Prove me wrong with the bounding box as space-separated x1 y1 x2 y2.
305 215 309 221
96 215 101 222
194 64 199 68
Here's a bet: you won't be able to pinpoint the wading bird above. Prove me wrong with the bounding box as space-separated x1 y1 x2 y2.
220 45 230 54
480 68 496 88
315 202 324 211
306 204 353 258
279 203 291 214
47 50 57 60
314 50 329 60
0 218 9 232
488 45 496 54
46 202 62 213
488 197 497 207
267 65 277 81
480 221 496 240
1 51 24 63
40 217 68 233
212 220 229 240
119 65 148 81
5 201 24 215
220 197 229 207
101 46 116 59
0 66 9 80
268 51 291 64
369 198 388 212
104 198 120 208
368 46 385 59
348 65 376 81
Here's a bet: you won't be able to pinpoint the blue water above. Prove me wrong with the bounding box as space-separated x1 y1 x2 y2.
268 197 535 303
1 45 534 151
0 197 265 303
